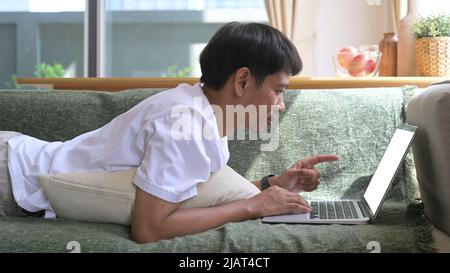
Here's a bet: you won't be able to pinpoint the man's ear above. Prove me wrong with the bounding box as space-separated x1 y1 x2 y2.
233 67 251 97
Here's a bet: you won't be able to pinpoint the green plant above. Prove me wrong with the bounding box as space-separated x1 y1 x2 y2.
3 62 66 90
412 13 450 39
161 65 193 77
4 75 20 90
34 62 66 78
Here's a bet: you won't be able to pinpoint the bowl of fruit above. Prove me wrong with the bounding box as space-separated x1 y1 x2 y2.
333 46 382 77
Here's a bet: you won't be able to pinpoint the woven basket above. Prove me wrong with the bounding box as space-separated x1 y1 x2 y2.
416 37 450 76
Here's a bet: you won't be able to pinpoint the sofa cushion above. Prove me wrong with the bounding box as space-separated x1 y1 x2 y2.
228 86 418 202
0 89 164 141
0 202 433 253
39 165 259 225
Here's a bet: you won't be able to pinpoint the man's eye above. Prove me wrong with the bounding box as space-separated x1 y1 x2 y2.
276 90 285 94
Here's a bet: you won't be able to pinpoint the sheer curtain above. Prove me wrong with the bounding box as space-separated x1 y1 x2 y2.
264 0 317 76
390 0 407 33
265 0 298 39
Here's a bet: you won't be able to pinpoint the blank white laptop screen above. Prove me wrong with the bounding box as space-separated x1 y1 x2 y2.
363 129 415 215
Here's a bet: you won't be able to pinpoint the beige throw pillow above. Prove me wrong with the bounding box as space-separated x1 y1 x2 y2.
39 165 260 225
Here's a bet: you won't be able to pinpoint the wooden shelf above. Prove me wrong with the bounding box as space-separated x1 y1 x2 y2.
17 76 448 91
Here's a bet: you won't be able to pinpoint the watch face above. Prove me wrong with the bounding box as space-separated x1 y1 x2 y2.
262 175 272 190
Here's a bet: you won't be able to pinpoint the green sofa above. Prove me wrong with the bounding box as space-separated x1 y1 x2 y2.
0 86 434 253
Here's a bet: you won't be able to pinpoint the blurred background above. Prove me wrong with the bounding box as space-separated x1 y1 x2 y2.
0 0 448 89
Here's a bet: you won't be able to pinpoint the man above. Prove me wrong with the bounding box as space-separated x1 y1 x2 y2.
0 22 338 244
131 22 338 243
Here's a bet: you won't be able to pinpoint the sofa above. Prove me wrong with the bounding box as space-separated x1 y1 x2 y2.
0 80 447 253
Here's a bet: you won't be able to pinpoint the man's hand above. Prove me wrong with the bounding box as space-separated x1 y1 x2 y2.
273 155 339 193
247 185 312 217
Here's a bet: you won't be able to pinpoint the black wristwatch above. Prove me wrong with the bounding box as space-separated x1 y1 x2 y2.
261 174 276 190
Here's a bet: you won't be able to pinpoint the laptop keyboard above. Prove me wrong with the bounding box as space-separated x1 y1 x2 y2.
309 201 360 220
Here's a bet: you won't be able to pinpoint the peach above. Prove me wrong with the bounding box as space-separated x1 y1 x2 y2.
348 53 369 76
337 46 359 69
365 59 376 74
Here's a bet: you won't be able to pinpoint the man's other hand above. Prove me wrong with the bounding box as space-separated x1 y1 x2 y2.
272 155 339 193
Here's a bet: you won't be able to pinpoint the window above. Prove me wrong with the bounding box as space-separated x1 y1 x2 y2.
0 0 85 89
418 0 450 17
0 0 267 88
104 0 267 77
2 0 448 86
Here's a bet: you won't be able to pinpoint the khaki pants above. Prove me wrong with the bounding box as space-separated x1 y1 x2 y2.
0 131 23 216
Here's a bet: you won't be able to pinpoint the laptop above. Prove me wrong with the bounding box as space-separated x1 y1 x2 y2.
262 124 417 225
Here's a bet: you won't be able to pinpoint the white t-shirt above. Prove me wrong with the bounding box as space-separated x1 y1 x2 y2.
7 83 230 218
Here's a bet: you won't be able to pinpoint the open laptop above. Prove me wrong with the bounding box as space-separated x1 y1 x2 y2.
262 124 417 225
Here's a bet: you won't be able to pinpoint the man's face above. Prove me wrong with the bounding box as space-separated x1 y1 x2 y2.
241 71 289 131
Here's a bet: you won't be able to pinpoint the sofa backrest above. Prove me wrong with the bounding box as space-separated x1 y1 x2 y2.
228 87 417 202
0 86 418 202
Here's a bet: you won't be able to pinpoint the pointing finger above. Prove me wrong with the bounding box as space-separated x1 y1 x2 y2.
296 168 316 178
303 154 339 168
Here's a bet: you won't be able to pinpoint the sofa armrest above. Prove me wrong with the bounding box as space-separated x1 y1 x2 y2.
407 81 450 237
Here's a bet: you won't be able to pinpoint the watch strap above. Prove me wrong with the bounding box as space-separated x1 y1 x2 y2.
261 174 275 190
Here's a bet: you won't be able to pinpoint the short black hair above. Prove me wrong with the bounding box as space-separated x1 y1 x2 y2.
200 22 302 90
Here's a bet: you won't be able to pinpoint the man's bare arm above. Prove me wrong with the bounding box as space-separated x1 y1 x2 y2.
131 187 310 244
